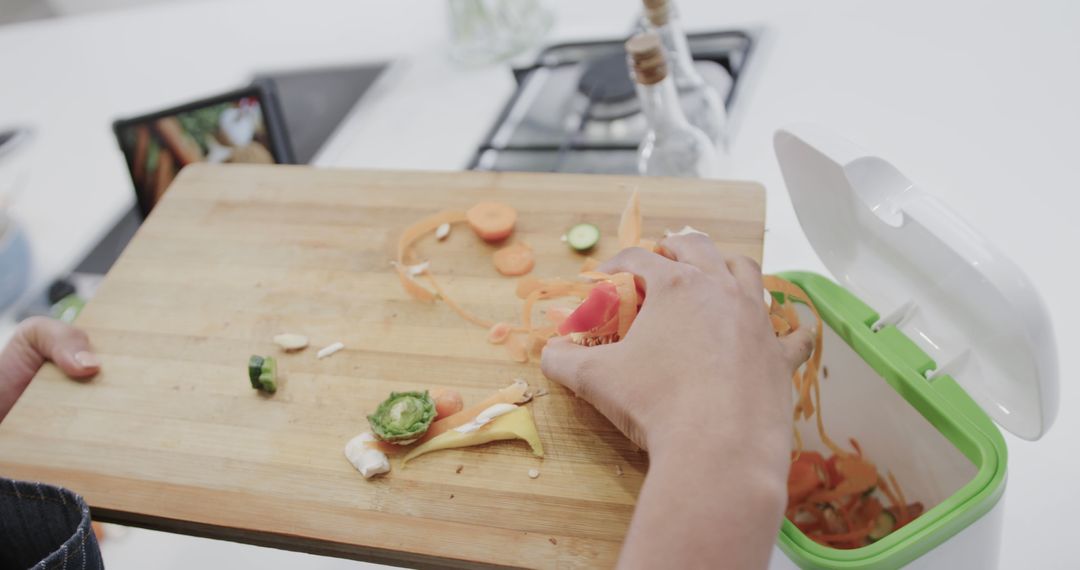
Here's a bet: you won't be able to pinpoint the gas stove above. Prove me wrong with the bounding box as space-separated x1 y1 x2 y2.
468 30 755 174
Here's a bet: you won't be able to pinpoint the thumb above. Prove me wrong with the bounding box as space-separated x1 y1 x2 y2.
540 336 599 398
13 317 100 380
778 325 816 372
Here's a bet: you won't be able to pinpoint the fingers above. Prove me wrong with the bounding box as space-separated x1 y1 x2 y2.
725 255 765 300
597 247 681 290
658 234 766 300
540 336 608 399
778 325 816 372
15 317 100 380
656 233 731 278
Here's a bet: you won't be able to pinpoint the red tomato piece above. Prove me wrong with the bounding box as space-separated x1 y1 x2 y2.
788 460 823 504
558 282 620 336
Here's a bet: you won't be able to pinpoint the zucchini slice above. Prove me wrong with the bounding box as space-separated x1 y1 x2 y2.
564 223 601 252
248 355 265 389
868 511 896 542
258 356 278 394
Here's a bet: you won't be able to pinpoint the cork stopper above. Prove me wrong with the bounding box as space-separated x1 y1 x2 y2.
642 0 670 26
626 32 667 85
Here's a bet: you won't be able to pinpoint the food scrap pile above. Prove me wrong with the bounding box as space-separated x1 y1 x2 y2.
393 193 647 360
766 277 923 548
344 380 543 479
376 190 924 546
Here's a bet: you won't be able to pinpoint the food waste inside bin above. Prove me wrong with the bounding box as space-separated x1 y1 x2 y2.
766 126 1058 569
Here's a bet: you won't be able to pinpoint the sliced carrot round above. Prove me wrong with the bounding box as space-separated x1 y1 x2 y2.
492 242 535 276
431 389 464 419
466 201 517 242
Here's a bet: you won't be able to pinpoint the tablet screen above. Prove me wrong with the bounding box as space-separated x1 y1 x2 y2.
115 88 289 216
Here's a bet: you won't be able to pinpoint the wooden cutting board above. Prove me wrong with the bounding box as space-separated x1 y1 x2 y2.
0 164 764 568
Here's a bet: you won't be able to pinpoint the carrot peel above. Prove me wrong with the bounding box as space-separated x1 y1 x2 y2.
617 190 642 249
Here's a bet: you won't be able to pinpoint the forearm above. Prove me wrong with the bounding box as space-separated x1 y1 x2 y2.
618 433 789 570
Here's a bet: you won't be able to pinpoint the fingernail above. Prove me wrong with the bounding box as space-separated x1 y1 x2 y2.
74 351 101 369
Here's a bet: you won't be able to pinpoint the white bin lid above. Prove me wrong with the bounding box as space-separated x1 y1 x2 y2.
773 125 1058 440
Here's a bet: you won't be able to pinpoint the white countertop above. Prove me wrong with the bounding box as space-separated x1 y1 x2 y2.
1 0 1078 567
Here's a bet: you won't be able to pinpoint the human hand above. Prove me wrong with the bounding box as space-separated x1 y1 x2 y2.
0 317 100 422
541 234 815 457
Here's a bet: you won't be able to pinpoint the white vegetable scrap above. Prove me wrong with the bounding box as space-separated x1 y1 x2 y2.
344 432 390 479
273 333 309 351
454 403 518 434
390 260 430 278
664 225 709 238
528 468 540 479
435 223 451 241
407 261 430 277
317 342 345 359
511 378 533 403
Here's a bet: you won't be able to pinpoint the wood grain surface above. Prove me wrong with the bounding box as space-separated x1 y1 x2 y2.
0 164 765 568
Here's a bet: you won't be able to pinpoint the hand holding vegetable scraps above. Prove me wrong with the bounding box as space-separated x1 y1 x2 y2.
541 234 815 570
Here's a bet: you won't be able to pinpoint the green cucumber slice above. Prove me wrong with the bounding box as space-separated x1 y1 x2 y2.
258 356 278 394
248 355 265 389
868 510 896 542
565 223 601 252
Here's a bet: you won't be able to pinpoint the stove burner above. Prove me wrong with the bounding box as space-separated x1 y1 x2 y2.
469 29 751 173
576 53 640 121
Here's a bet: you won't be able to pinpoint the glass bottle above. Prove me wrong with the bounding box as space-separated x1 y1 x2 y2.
641 0 727 148
627 33 717 178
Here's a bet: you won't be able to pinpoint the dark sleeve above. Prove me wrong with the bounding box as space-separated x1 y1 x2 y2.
0 478 104 569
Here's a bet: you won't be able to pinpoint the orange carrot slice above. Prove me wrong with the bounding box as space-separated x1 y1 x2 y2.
487 322 513 344
431 388 464 419
493 242 535 276
420 380 532 444
466 201 517 242
618 190 642 249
